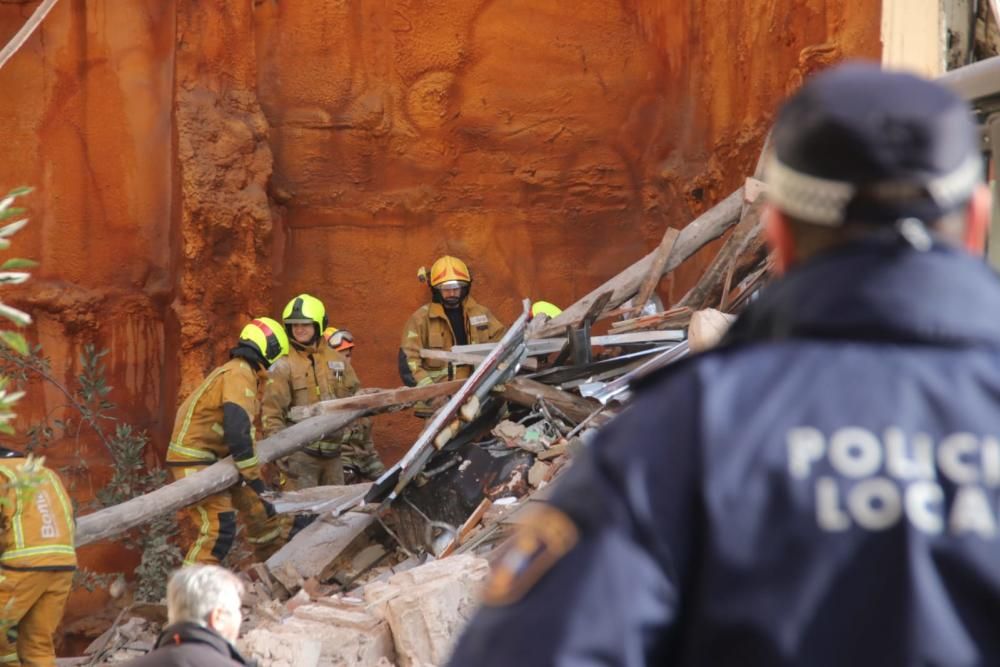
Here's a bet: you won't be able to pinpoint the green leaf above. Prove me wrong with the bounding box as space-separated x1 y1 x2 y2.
0 258 36 270
0 331 28 355
0 218 28 239
0 303 31 326
7 187 32 197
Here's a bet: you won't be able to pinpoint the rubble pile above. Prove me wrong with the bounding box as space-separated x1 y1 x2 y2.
66 176 770 666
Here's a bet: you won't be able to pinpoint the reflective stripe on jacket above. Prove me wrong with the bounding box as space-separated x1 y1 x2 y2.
0 460 76 570
166 358 265 481
261 343 360 454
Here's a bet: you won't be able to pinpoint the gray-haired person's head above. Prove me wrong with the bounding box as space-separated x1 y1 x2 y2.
166 565 244 643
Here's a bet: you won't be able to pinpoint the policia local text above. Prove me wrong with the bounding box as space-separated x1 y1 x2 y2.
788 427 1000 537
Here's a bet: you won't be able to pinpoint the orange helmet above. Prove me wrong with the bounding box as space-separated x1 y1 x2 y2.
427 255 471 289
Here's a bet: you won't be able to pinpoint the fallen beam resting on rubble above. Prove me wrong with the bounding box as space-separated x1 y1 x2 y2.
630 228 680 316
678 178 767 310
609 306 694 333
420 348 538 371
532 187 744 338
266 510 377 591
453 330 685 357
288 380 466 421
75 409 364 546
500 377 613 426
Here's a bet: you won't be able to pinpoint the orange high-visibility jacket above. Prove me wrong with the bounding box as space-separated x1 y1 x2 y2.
399 296 505 386
261 342 359 455
0 458 77 570
166 358 266 481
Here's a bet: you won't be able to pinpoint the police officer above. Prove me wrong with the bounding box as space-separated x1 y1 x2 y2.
450 63 1000 666
0 447 76 665
166 318 288 566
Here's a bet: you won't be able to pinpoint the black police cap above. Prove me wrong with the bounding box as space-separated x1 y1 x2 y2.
767 61 981 226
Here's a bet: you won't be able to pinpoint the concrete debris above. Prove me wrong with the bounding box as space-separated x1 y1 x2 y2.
242 555 488 667
528 460 551 487
242 600 395 667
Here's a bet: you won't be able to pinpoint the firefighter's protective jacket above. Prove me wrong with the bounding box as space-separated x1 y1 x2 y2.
261 343 359 455
398 296 505 386
0 458 76 570
166 358 266 481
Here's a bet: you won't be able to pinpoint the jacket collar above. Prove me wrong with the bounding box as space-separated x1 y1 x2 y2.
428 296 479 319
154 622 250 664
723 239 1000 349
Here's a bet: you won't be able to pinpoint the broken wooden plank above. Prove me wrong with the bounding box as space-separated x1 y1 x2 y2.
532 187 744 338
75 409 364 546
420 349 538 371
676 179 767 311
630 228 680 316
439 498 493 558
454 330 685 357
610 306 693 334
269 483 373 515
266 511 376 591
499 377 611 426
288 380 465 421
724 258 771 312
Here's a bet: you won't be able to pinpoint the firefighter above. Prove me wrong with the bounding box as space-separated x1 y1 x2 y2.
0 447 76 666
166 318 288 566
398 256 505 415
262 295 360 490
322 327 385 481
450 64 1000 665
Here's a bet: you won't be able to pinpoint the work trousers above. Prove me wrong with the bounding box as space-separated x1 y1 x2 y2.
170 467 283 566
0 568 74 666
278 450 344 490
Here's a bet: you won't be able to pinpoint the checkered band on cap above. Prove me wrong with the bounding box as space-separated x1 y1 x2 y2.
766 153 983 226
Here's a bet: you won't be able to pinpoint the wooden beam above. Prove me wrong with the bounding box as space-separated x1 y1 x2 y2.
499 377 611 426
609 306 693 334
420 349 538 371
630 228 680 316
532 187 744 338
266 511 376 591
288 380 466 422
454 330 684 357
676 179 767 311
75 409 365 546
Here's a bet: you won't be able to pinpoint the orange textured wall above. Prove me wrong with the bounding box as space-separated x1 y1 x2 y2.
0 0 880 624
256 0 882 456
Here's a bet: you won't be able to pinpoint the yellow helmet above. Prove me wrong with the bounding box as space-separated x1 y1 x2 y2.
428 255 471 289
239 317 289 365
282 293 328 341
530 301 562 319
323 326 355 352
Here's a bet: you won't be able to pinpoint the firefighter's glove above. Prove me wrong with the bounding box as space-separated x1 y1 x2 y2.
246 477 278 519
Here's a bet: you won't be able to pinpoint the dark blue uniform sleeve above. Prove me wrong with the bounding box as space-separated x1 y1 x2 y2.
448 369 703 667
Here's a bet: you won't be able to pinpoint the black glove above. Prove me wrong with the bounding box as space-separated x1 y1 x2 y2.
245 477 277 519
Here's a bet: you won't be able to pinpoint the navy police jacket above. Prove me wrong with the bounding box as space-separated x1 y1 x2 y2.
450 240 1000 666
